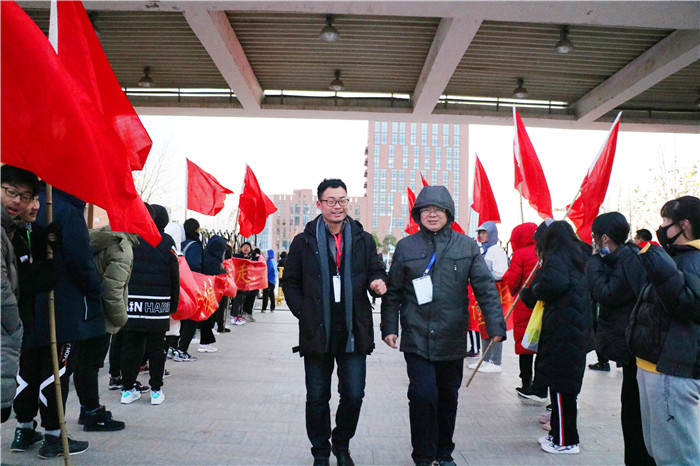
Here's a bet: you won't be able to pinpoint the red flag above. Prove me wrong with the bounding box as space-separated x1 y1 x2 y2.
0 2 161 246
172 256 198 320
567 113 622 243
420 172 429 187
404 188 420 234
55 1 151 171
451 222 465 234
172 256 236 321
513 108 553 220
187 159 233 216
471 155 501 225
225 257 268 291
238 165 277 238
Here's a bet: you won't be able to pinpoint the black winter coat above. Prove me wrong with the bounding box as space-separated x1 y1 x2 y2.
523 246 593 394
125 232 179 333
627 242 700 379
586 244 646 366
203 235 227 276
281 215 386 357
28 189 105 348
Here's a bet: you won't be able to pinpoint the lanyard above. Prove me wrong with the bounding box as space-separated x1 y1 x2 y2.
333 232 342 273
20 229 32 262
423 252 436 276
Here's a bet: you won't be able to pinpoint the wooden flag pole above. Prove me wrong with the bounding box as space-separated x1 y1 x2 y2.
45 185 72 464
518 185 525 223
466 261 540 387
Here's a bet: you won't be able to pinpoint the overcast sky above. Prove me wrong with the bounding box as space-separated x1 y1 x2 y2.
139 115 699 239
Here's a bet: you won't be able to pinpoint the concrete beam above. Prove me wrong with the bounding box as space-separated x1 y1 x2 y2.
412 16 482 115
183 7 263 110
573 29 700 123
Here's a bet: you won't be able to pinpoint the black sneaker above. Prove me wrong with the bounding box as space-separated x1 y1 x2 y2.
516 386 548 403
437 458 457 466
108 377 122 390
331 445 355 466
163 369 171 378
10 422 43 452
37 434 88 459
133 381 150 393
588 361 611 371
78 406 85 425
83 406 125 432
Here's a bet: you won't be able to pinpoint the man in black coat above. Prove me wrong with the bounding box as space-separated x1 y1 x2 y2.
281 178 387 466
381 185 506 466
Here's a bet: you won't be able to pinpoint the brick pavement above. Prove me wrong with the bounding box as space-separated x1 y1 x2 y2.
1 303 625 465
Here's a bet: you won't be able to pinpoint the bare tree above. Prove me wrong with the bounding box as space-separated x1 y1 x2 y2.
133 137 176 202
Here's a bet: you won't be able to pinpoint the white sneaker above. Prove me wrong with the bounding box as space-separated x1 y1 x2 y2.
197 344 218 353
467 361 479 370
234 317 246 326
121 388 141 404
150 390 165 405
541 441 579 454
477 361 503 373
538 435 553 446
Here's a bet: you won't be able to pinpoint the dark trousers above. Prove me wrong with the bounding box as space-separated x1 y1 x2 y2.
621 364 656 465
178 319 198 354
242 290 256 315
109 331 123 378
304 352 367 458
14 344 73 430
519 354 534 388
199 313 216 346
214 296 228 331
262 283 276 310
231 293 243 316
404 352 464 463
467 330 480 353
73 333 111 410
120 330 166 391
550 390 579 446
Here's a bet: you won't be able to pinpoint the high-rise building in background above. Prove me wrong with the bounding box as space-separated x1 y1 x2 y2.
262 189 367 253
361 121 470 241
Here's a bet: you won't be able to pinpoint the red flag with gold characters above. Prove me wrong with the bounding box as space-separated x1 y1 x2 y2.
513 108 553 220
468 283 515 337
404 188 420 234
172 256 198 320
225 257 268 291
238 165 278 238
173 256 237 321
472 155 501 225
187 159 233 216
567 112 622 243
55 0 152 171
0 2 161 246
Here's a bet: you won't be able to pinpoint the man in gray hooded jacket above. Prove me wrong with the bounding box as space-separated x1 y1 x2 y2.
381 185 506 466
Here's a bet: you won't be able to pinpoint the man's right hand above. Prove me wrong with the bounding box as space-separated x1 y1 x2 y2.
383 334 398 348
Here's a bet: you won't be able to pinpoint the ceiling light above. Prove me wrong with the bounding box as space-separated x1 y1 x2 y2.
138 67 154 88
554 26 575 54
328 70 345 91
512 77 528 99
87 11 102 38
320 16 340 42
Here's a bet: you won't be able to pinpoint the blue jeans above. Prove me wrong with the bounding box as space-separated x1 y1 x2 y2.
637 369 700 465
304 352 366 459
405 352 464 463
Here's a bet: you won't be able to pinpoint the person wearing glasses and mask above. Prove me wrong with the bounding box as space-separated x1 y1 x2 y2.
627 195 700 466
381 185 506 466
282 178 387 466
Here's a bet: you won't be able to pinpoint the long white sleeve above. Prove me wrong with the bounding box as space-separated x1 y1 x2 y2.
484 246 509 281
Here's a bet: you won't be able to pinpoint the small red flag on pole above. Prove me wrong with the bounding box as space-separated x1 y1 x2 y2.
238 165 277 238
513 108 553 220
471 155 501 225
186 159 233 216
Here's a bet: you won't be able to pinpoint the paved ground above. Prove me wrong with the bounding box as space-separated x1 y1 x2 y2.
1 302 626 465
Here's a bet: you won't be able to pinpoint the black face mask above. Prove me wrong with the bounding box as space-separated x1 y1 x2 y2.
656 223 683 251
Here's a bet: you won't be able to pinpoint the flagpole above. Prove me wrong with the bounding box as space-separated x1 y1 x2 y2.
45 185 72 465
231 166 247 251
184 158 188 222
518 185 524 223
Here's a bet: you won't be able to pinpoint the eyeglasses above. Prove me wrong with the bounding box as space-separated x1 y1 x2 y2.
320 198 349 207
420 207 446 215
1 185 35 203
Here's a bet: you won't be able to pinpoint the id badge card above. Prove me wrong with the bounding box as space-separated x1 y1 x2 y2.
412 275 433 305
333 274 342 303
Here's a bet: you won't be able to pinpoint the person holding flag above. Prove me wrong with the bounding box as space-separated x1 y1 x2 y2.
381 185 506 466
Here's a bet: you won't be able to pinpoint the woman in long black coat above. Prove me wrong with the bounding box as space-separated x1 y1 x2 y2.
521 221 593 455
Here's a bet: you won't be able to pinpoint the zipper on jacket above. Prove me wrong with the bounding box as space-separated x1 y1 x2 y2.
84 297 88 321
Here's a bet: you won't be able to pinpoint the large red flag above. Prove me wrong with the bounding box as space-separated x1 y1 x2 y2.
55 1 151 171
404 188 420 234
225 257 268 291
238 165 277 238
187 159 233 216
471 155 501 225
1 2 161 246
567 112 622 243
513 108 553 220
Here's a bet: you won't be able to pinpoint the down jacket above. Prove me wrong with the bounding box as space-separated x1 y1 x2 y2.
586 243 646 366
381 186 506 361
627 241 700 379
522 244 593 394
89 227 139 334
502 222 538 355
1 206 22 411
281 215 386 357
